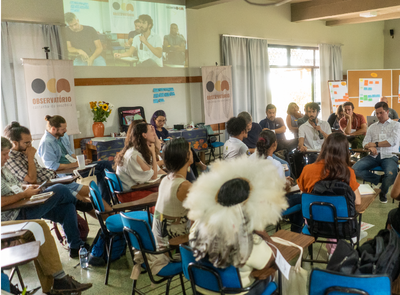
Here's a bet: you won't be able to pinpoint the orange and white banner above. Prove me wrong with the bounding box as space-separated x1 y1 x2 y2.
22 59 80 139
202 66 233 125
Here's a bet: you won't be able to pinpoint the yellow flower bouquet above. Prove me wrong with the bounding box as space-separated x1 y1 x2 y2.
90 101 113 122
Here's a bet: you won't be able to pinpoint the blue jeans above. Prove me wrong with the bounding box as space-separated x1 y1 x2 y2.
17 184 83 249
272 154 290 177
353 154 398 196
73 55 106 66
80 161 113 204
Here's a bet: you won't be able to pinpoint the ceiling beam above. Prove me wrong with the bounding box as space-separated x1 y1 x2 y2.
291 0 400 22
186 0 234 9
326 11 400 26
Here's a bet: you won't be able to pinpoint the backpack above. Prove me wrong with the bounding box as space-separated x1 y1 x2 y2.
310 180 357 239
327 229 400 281
52 213 89 249
88 229 127 266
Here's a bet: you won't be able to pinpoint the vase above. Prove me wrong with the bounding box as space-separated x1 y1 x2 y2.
92 122 105 137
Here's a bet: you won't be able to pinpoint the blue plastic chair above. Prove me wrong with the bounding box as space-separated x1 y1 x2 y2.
89 181 149 285
121 213 186 295
309 268 391 295
301 193 360 264
180 245 277 295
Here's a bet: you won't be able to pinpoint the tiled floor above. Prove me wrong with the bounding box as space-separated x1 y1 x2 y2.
3 181 397 295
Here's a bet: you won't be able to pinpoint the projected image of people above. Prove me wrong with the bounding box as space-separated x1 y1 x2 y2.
114 14 163 67
64 12 106 66
125 19 141 47
163 24 186 66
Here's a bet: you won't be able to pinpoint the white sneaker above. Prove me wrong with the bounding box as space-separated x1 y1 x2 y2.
352 230 368 243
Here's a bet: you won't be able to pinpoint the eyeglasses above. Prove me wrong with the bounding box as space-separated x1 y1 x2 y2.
156 119 166 123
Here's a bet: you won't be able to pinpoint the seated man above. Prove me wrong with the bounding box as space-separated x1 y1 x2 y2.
353 102 400 203
37 115 113 204
259 104 286 140
1 137 87 258
64 12 105 66
223 116 250 160
298 102 331 164
114 14 162 67
371 96 399 120
163 23 186 65
339 101 367 149
1 219 92 294
3 122 110 216
296 104 310 128
125 19 141 47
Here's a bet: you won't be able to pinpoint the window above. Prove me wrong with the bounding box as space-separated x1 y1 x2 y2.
268 45 320 138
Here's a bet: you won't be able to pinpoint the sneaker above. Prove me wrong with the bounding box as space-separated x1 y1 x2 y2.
379 193 388 203
53 275 92 293
70 243 90 258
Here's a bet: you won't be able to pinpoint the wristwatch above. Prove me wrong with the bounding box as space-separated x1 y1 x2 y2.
375 142 379 147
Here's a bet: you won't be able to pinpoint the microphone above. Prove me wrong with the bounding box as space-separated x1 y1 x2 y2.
140 42 143 50
313 119 324 139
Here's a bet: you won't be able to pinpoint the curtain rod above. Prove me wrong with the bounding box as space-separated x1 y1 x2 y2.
2 19 65 26
221 34 344 46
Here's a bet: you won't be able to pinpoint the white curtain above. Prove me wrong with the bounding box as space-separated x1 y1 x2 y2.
319 43 343 119
221 36 271 123
1 22 64 132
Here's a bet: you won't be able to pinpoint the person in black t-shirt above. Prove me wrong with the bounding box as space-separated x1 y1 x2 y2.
259 104 287 141
64 12 106 66
125 19 141 47
238 111 262 154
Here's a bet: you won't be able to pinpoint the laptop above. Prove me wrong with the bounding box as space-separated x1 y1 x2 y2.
367 116 378 126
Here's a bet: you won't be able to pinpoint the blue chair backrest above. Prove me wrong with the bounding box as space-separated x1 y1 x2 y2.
89 181 105 212
120 213 156 251
180 245 242 292
105 169 123 192
309 268 391 295
302 193 349 223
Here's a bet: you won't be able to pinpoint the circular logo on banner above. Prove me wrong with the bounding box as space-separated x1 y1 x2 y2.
205 80 230 93
31 78 71 94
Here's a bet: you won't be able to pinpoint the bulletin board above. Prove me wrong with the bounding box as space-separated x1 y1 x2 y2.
347 70 392 118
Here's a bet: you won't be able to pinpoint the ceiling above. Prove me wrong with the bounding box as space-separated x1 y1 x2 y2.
187 0 400 26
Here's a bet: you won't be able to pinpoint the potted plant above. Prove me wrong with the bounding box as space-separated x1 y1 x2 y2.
90 101 113 137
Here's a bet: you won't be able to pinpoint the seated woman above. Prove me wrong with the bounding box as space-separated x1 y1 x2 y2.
327 105 344 130
114 122 166 203
250 130 303 232
297 132 361 255
286 102 303 138
152 138 193 251
184 157 288 294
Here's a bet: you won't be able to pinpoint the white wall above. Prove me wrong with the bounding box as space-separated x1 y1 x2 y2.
384 19 400 69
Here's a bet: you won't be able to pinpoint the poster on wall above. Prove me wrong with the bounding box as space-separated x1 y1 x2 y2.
22 59 80 139
398 75 400 103
328 81 349 112
359 78 382 107
202 66 233 125
108 0 136 33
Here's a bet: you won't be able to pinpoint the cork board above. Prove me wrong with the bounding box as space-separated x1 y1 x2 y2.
391 70 400 115
347 70 392 118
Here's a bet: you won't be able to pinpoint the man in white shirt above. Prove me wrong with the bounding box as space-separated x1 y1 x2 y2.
114 14 163 67
353 102 400 203
223 117 250 160
298 102 331 164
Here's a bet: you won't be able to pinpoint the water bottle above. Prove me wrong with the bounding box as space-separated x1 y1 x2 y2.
79 245 88 269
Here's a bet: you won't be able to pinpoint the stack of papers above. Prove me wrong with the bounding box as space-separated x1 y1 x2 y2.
358 184 375 195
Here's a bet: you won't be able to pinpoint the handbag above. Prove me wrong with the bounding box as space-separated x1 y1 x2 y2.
270 237 309 295
326 239 359 274
74 167 97 186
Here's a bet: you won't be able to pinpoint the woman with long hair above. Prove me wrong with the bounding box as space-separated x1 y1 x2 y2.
327 105 344 130
286 102 303 137
114 121 166 202
250 130 303 232
152 138 193 251
297 132 361 256
150 110 170 140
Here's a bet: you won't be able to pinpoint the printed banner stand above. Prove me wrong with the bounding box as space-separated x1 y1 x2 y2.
201 66 234 125
22 59 80 139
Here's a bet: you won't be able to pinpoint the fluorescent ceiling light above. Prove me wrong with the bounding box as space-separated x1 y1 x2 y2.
359 11 378 18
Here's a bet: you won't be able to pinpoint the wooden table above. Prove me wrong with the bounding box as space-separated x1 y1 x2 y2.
2 193 54 212
131 178 161 191
1 241 40 269
1 230 29 245
169 234 189 246
57 165 93 175
356 188 379 214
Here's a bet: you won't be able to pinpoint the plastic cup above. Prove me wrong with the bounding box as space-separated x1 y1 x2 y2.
77 155 85 169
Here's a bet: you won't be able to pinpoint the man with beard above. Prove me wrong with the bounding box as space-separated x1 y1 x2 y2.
163 23 186 65
125 19 141 47
114 14 163 67
37 115 114 204
64 12 105 66
298 102 331 163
